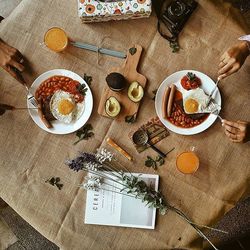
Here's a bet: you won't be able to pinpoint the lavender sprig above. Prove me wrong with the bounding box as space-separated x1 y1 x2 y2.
65 148 226 250
65 152 98 172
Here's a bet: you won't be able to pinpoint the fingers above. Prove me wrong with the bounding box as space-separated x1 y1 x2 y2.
13 49 23 63
9 59 25 72
2 65 25 84
223 120 244 130
224 128 243 142
225 129 238 140
0 44 25 69
218 64 240 79
218 57 234 74
220 52 229 62
219 61 226 68
223 120 243 130
222 120 246 143
223 123 239 134
3 65 18 79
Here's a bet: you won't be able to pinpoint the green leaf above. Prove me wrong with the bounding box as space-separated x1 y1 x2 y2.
158 157 165 166
56 184 63 190
125 113 137 124
152 89 158 101
45 177 63 190
145 156 155 168
49 177 56 185
129 47 137 55
155 155 161 161
83 74 93 86
170 41 180 53
156 155 165 166
77 83 88 96
74 123 94 145
144 155 165 169
55 177 60 183
187 72 196 81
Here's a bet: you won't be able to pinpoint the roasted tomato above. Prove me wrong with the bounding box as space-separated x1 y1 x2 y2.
181 72 201 90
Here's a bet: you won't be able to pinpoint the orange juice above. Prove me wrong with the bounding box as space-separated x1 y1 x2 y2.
176 151 199 174
44 27 68 52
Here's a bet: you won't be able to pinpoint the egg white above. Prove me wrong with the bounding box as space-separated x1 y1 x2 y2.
182 88 220 114
50 90 85 123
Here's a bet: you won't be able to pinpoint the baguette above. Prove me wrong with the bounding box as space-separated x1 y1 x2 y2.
167 84 176 117
162 86 170 119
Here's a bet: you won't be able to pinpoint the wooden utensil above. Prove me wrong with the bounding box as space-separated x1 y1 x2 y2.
97 44 147 121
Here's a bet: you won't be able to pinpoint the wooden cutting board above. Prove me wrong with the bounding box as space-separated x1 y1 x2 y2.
97 44 147 121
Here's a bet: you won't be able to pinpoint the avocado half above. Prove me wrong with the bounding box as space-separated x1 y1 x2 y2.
106 72 126 92
105 96 121 117
128 81 144 103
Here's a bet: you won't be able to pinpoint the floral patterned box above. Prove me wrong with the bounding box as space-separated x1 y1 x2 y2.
78 0 152 23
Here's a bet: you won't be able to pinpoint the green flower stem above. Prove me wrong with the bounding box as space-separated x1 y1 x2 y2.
83 168 128 188
101 165 124 180
111 159 132 175
169 205 220 250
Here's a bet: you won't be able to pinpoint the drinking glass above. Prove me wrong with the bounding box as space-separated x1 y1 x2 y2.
44 27 68 52
176 146 199 174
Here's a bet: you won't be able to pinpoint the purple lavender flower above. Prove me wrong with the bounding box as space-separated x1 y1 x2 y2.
65 152 98 172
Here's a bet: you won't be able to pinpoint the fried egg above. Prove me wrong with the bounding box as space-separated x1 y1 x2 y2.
50 90 85 123
183 88 220 114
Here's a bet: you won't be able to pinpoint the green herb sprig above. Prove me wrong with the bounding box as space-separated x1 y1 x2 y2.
152 89 158 101
45 177 63 190
77 84 88 96
77 74 93 96
83 74 92 86
125 113 137 124
170 41 180 53
74 123 94 145
145 155 165 170
187 72 197 81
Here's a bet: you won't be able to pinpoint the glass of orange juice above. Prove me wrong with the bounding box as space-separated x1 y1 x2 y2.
176 147 199 174
44 27 68 52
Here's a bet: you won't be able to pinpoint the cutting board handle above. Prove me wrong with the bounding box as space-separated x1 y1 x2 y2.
123 45 143 73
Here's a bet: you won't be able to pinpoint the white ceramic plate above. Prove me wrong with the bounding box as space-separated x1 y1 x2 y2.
27 69 93 134
155 70 221 135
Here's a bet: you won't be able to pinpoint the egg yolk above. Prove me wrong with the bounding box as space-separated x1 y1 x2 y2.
185 98 199 113
58 99 75 115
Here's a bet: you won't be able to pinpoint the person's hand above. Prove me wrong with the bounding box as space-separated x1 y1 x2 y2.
218 41 249 79
0 39 25 83
222 119 250 143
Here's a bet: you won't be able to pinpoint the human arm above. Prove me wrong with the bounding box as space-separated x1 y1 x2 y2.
218 39 250 79
0 38 25 83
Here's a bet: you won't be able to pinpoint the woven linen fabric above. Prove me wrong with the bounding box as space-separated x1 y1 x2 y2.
0 0 249 249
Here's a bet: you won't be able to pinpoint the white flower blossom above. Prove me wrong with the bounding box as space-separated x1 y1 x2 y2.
96 148 113 163
81 175 103 191
85 162 101 171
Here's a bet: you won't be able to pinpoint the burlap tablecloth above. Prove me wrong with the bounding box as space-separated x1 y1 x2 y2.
0 0 249 249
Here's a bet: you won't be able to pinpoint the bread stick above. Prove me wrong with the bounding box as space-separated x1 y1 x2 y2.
107 137 133 161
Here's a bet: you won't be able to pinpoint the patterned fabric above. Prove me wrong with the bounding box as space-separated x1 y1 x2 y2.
78 0 152 23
